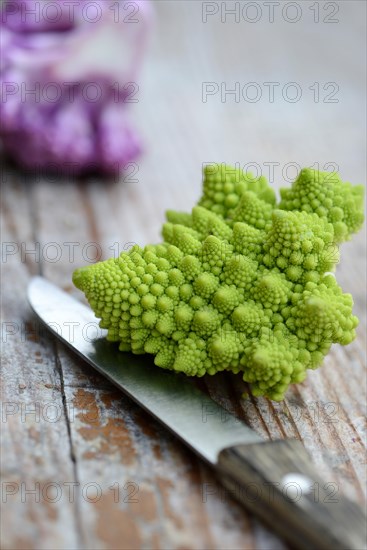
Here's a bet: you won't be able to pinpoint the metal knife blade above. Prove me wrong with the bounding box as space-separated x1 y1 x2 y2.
27 277 367 550
28 276 261 464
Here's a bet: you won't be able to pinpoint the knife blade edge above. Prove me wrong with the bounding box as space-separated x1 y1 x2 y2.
28 276 262 464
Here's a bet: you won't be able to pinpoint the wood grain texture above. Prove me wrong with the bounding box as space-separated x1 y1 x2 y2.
1 2 366 549
218 440 367 550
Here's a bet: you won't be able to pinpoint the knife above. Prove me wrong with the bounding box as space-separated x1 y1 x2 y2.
28 277 366 550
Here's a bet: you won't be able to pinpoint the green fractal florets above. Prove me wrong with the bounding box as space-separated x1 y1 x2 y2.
73 166 364 400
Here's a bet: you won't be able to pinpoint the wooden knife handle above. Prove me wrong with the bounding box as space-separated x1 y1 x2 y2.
217 439 366 550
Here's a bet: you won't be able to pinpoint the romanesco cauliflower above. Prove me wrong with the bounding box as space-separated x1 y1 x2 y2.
73 166 364 400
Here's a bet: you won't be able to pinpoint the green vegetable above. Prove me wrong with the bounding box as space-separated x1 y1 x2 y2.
73 166 364 400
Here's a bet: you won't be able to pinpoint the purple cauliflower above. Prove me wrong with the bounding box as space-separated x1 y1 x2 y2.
0 0 152 175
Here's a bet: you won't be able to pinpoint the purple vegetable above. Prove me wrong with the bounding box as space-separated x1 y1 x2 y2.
0 0 152 175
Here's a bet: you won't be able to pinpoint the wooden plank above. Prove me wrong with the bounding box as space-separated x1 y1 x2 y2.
1 176 82 550
32 171 278 549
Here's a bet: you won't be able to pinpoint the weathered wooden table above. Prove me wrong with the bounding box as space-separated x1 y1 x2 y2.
1 2 366 549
